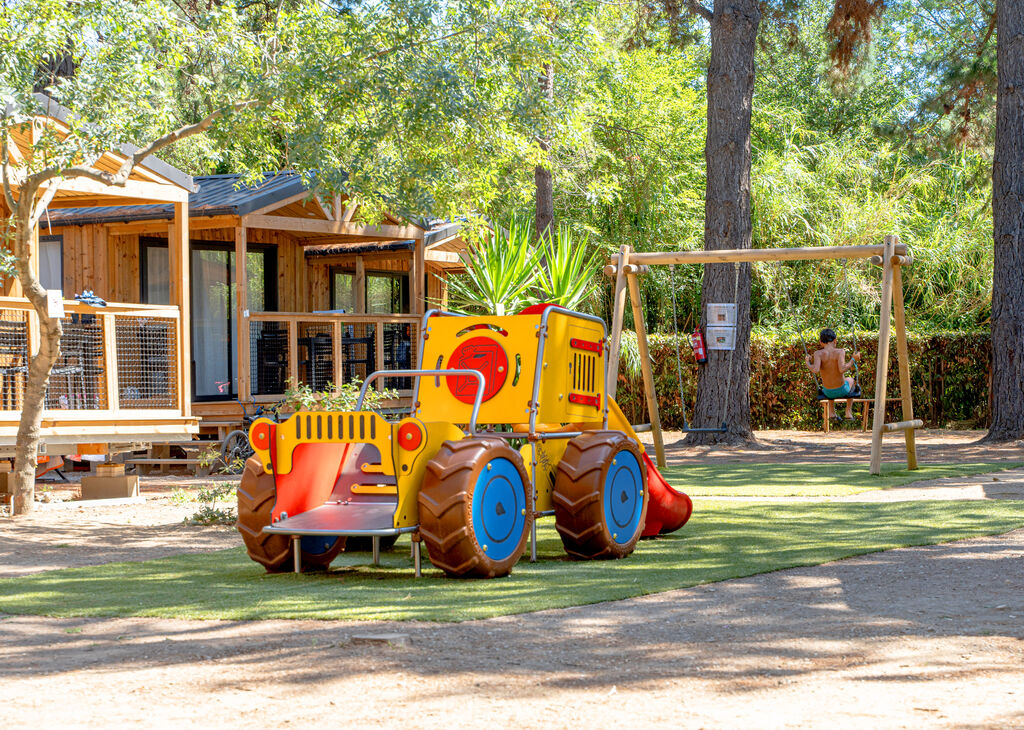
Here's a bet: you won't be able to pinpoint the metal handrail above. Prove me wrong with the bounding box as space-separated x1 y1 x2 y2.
357 368 485 433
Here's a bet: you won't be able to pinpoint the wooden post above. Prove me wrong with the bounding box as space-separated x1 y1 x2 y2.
869 235 897 474
374 321 385 391
354 257 366 314
332 319 343 390
606 245 630 399
102 313 118 413
234 226 250 404
412 234 426 315
171 201 190 416
891 254 918 470
287 319 298 387
626 271 666 468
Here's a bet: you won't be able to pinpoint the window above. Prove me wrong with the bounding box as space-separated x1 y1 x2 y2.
330 270 355 312
38 236 63 292
366 273 408 314
329 269 409 313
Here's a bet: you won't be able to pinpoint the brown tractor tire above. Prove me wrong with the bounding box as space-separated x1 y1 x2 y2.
553 432 648 560
236 456 344 573
418 439 532 579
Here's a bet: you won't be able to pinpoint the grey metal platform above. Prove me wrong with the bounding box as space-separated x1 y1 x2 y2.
263 502 422 576
263 502 414 537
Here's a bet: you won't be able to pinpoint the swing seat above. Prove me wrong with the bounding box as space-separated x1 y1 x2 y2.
817 384 862 401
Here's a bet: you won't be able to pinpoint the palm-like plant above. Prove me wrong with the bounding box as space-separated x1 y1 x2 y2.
447 218 543 315
536 225 602 311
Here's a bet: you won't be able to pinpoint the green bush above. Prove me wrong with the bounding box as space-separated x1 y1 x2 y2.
615 331 991 430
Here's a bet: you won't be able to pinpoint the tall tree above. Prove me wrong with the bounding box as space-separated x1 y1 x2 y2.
988 0 1024 441
687 0 760 443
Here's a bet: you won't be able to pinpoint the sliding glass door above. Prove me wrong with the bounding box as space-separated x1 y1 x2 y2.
141 239 275 401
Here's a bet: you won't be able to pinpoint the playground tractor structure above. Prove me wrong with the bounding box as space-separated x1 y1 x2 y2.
236 304 694 578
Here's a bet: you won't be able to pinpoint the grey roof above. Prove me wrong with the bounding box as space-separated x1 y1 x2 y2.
45 172 310 226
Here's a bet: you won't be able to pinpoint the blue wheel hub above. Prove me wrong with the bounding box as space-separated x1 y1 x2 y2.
471 457 527 562
603 449 643 545
300 536 339 556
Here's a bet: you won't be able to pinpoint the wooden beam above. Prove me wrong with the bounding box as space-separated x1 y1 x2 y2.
412 235 426 315
235 226 251 404
287 320 298 387
102 313 119 413
171 203 191 417
891 257 918 470
341 201 357 222
606 245 630 399
627 271 665 468
424 249 463 264
375 322 385 390
625 243 908 267
242 213 422 240
354 257 366 313
869 236 897 474
882 419 923 432
41 176 189 204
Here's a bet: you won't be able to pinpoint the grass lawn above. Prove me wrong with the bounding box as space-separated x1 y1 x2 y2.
661 462 1023 497
1 500 1022 622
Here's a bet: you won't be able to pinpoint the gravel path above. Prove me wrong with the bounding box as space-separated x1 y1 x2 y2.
2 528 1022 729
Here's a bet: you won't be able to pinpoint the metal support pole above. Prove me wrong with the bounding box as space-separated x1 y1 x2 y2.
529 449 538 562
413 536 422 578
292 536 301 573
372 535 380 566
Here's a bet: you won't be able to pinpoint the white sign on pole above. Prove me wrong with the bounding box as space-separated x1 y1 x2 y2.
45 290 65 319
706 326 737 351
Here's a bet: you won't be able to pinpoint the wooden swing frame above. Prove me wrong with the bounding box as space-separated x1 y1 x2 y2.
606 235 919 475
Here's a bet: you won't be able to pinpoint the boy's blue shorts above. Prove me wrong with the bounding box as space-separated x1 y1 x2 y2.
821 381 853 399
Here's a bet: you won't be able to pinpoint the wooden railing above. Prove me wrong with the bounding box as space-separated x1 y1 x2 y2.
0 297 183 421
245 311 421 401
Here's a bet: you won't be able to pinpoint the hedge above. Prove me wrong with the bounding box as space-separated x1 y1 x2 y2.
614 331 991 431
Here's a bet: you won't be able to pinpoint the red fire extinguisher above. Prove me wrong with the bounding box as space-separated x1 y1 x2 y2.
690 327 707 364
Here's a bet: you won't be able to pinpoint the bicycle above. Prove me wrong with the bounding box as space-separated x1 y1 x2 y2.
219 399 283 472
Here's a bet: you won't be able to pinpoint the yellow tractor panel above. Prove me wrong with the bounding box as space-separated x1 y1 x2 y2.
416 310 607 428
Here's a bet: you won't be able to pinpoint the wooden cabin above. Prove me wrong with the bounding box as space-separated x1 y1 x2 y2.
46 171 468 436
0 101 197 456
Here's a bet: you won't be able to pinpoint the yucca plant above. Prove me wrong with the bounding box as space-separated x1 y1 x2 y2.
447 218 544 315
536 225 602 311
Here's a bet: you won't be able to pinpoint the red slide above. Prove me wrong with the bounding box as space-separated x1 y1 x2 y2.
641 451 693 537
605 397 693 536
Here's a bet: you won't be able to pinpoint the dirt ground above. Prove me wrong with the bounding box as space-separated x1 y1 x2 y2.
1 429 1023 728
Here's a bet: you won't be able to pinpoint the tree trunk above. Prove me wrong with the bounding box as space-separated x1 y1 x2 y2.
686 0 760 446
987 0 1024 442
535 62 555 239
9 199 62 515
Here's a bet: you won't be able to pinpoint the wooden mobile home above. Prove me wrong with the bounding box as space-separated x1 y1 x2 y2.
0 101 197 456
46 171 468 436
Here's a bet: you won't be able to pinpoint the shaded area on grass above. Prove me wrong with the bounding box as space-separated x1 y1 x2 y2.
1 501 1022 622
661 462 1023 497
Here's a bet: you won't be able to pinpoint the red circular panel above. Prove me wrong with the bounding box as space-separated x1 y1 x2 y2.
250 421 270 447
446 336 508 404
398 422 423 451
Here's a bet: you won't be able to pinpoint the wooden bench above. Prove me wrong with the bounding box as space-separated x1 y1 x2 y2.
821 397 902 433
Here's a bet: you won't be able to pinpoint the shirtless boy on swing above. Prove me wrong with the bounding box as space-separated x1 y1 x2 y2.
805 328 861 420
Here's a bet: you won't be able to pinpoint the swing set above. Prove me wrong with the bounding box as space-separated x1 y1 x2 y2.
605 235 921 476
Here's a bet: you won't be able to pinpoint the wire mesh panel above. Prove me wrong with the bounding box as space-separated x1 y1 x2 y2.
0 309 29 411
116 317 178 409
250 320 289 396
340 322 375 386
383 322 417 391
47 314 106 410
298 322 334 392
